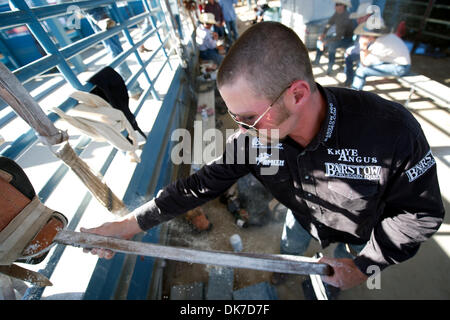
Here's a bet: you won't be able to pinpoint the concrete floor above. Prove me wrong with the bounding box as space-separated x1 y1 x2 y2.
161 2 450 300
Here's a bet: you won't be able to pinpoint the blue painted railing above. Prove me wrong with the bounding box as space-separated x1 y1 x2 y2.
0 0 197 300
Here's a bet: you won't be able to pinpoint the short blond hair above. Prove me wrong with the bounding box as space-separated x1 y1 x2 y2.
217 22 316 100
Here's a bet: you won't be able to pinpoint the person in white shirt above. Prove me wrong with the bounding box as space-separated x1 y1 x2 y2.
350 19 411 90
196 12 224 66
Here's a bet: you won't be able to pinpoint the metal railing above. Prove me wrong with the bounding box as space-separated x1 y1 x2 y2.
0 0 197 300
385 0 450 43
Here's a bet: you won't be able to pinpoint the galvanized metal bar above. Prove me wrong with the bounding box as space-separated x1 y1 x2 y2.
0 75 64 113
2 15 155 156
9 0 83 90
55 230 333 276
30 0 85 73
0 111 16 129
109 3 154 92
22 0 115 21
29 0 152 21
143 0 172 70
0 36 20 69
0 10 33 30
13 53 61 85
0 95 77 160
5 5 148 84
60 12 149 60
124 34 170 101
151 46 173 84
2 22 158 158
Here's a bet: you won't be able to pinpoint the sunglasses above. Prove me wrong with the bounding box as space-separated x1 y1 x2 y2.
228 85 291 132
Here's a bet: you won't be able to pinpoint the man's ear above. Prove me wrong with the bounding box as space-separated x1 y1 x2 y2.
289 80 311 107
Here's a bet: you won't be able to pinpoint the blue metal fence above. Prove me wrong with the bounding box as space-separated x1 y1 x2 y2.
0 0 197 300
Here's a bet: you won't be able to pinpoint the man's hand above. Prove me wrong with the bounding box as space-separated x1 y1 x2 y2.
319 257 368 290
80 213 143 259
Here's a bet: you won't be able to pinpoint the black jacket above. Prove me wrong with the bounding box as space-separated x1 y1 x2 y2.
133 84 445 275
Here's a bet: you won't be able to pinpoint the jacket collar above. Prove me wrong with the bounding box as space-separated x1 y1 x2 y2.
304 83 340 151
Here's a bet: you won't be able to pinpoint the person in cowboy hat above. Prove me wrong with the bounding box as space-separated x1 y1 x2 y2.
205 0 226 39
196 12 225 66
343 1 377 87
350 17 411 90
312 0 355 75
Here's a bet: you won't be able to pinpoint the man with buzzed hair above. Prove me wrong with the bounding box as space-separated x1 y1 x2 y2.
218 20 316 103
81 22 444 294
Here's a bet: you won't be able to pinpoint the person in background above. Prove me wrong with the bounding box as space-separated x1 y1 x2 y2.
86 7 144 100
343 2 374 87
196 12 224 67
350 18 411 90
219 0 239 43
205 0 226 39
252 0 270 24
312 0 355 76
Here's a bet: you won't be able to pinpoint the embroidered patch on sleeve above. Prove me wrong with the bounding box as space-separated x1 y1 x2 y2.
405 150 436 182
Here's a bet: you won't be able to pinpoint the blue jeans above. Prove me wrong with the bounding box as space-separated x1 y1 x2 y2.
199 48 224 66
344 43 361 85
225 20 239 43
280 210 365 259
314 37 353 73
351 63 411 90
